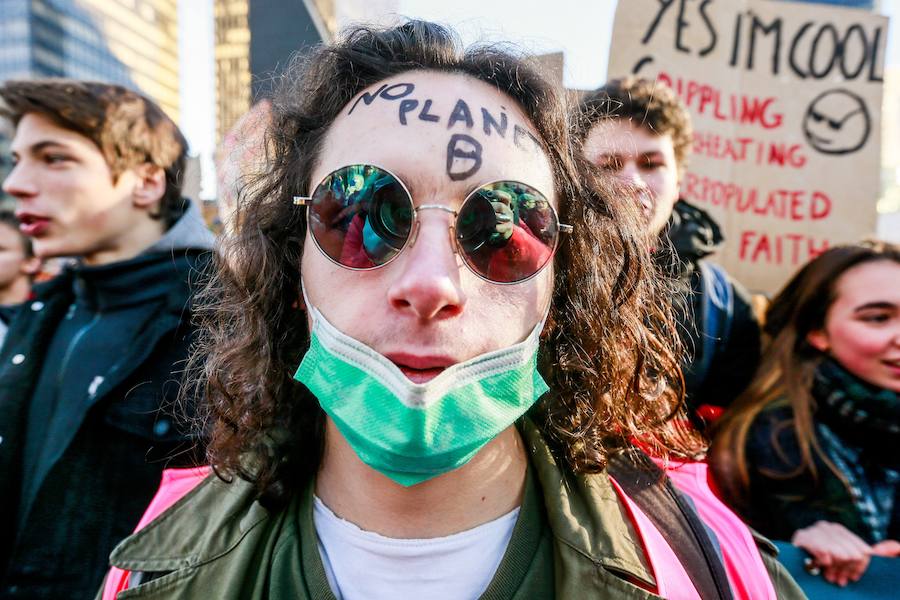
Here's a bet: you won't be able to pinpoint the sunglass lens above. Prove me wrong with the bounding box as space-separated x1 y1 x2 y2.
308 165 412 268
457 182 557 283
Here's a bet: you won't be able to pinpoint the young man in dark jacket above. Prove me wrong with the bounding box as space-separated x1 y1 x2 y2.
0 80 214 599
577 77 762 423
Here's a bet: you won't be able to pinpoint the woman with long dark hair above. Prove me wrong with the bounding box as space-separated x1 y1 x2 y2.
711 241 900 587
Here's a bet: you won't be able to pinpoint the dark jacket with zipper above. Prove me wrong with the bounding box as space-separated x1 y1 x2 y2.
664 200 761 417
0 203 215 600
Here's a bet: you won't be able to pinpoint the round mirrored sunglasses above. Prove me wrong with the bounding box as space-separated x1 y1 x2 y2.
293 164 572 284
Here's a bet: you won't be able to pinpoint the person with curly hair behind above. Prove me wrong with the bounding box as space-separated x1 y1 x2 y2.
575 77 762 429
101 21 804 600
711 242 900 588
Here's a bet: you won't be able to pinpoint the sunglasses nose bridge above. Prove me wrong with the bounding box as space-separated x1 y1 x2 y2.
410 204 458 251
408 219 421 248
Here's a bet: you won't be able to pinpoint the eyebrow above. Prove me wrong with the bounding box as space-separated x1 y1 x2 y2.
11 139 74 158
854 301 897 312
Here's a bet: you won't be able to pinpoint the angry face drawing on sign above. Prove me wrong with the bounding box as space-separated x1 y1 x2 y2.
802 88 871 155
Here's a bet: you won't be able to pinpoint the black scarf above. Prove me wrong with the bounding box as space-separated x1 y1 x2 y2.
813 358 900 469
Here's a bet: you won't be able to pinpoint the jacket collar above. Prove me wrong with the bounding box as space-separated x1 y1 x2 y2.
112 421 655 590
144 200 216 255
520 419 656 589
109 474 268 573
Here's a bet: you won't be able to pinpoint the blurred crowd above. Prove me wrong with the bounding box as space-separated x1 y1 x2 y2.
0 20 896 600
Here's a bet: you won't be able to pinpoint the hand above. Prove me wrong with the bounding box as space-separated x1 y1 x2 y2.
792 521 872 587
490 196 514 241
871 539 900 557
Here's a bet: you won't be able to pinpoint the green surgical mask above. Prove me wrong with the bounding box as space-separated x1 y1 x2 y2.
294 290 549 487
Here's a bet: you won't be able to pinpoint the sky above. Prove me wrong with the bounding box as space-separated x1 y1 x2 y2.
178 0 899 199
394 0 618 89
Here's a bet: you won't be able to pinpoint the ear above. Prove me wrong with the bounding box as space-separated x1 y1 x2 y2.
806 328 830 352
131 163 166 209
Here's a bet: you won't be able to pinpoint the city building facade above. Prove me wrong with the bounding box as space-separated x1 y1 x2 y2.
214 0 332 145
0 0 179 120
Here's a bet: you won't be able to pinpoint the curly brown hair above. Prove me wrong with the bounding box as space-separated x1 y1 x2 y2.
0 79 188 227
574 76 693 174
189 21 702 507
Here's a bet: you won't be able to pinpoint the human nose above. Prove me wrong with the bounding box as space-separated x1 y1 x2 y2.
2 161 38 199
618 162 646 188
386 212 466 321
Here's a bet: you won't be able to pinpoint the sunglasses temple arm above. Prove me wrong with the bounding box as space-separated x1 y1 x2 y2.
293 196 311 206
558 223 574 234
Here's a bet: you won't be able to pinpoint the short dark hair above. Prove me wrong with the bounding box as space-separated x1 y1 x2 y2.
575 76 693 172
0 79 188 227
0 209 32 257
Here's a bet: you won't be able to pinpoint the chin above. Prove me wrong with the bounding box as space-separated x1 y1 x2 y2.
32 239 83 261
879 379 900 394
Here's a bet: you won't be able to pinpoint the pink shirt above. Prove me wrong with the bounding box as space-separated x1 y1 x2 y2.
610 476 703 600
101 466 211 600
659 459 777 600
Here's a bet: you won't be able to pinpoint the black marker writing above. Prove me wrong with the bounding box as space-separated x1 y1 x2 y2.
749 14 782 75
642 3 883 83
447 99 475 129
446 133 483 181
698 0 717 56
348 84 388 115
348 82 416 115
731 14 884 82
482 108 508 137
399 99 419 125
418 99 440 122
513 124 542 152
642 0 717 56
381 83 415 100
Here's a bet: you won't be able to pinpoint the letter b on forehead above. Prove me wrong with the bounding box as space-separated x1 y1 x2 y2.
446 134 483 181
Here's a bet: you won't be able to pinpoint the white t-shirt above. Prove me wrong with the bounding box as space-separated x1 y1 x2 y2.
313 496 519 600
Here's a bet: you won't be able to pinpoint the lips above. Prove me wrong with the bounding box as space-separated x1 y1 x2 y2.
16 212 51 237
385 352 456 384
883 359 900 375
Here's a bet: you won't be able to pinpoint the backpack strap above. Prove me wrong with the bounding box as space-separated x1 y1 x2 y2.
694 261 735 384
608 451 735 600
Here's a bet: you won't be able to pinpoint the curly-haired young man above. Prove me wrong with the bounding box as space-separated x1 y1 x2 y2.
577 77 762 421
101 23 803 600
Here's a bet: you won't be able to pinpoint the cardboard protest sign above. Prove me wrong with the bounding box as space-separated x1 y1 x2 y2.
608 0 887 293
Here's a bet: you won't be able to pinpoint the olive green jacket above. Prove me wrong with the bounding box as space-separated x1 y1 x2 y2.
101 421 806 599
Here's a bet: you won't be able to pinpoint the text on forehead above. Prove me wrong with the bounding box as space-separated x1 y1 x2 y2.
347 82 542 151
347 81 543 182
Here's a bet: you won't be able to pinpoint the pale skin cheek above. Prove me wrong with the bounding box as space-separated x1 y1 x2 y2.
830 322 886 374
0 258 21 282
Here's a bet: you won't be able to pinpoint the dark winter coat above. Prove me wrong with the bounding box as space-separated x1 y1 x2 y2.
0 203 215 600
665 200 762 416
741 360 900 544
